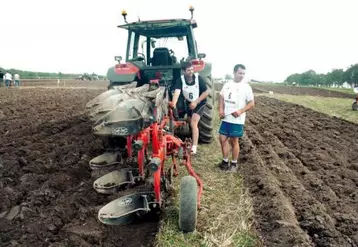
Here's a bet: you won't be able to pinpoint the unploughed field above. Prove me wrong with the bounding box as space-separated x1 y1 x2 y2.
252 84 355 98
0 81 357 246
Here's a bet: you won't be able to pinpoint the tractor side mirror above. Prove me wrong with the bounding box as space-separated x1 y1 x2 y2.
114 56 123 63
151 40 156 48
198 53 206 59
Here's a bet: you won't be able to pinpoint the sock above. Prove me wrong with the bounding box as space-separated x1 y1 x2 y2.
223 158 229 162
191 145 197 153
231 160 237 166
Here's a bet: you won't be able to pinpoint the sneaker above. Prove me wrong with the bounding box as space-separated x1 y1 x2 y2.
227 163 238 173
219 160 229 170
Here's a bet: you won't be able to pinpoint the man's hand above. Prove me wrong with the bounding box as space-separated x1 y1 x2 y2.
189 100 199 110
219 109 225 119
232 109 243 118
168 101 176 108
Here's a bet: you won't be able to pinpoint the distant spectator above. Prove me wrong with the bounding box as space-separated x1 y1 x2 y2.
4 72 12 88
0 71 4 87
14 74 20 87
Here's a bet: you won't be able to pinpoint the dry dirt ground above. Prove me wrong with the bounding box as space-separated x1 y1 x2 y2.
0 87 158 247
1 82 357 247
252 84 354 98
241 96 358 246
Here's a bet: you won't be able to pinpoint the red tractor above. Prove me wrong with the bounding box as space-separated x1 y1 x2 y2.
85 6 211 233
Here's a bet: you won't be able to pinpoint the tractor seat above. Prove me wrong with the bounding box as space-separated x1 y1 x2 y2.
151 48 173 66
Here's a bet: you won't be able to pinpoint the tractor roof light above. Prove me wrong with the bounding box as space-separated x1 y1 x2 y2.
122 10 128 23
189 5 194 19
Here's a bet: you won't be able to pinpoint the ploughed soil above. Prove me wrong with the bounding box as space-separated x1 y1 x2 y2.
0 88 158 247
240 96 358 246
252 84 354 98
14 79 108 88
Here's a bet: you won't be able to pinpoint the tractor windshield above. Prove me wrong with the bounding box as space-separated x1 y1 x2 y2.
127 32 193 65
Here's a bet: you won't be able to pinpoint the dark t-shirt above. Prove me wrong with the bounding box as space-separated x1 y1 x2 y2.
173 74 207 103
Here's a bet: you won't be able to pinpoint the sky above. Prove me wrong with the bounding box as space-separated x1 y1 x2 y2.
1 0 358 82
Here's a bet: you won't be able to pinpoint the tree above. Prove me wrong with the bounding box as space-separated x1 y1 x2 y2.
300 70 317 86
343 64 358 86
224 74 233 80
286 73 302 84
326 69 344 87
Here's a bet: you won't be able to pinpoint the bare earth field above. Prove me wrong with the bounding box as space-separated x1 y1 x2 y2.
252 84 354 98
14 79 108 89
1 81 357 247
241 96 358 246
0 87 158 247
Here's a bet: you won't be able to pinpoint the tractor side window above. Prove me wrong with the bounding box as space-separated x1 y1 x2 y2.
127 32 136 60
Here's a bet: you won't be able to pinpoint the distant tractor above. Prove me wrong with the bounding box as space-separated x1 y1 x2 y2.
77 73 100 81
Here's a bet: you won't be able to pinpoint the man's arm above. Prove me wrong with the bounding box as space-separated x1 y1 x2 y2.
170 78 182 108
195 88 210 104
219 94 225 118
171 89 181 107
232 85 255 117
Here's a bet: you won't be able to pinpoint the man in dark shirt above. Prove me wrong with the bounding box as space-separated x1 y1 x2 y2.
169 61 210 154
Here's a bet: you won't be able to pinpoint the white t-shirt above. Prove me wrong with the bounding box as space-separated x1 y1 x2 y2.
14 74 20 80
4 73 12 80
220 81 254 125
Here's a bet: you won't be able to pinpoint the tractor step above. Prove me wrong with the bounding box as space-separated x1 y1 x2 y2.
93 168 141 194
98 192 155 225
89 152 121 170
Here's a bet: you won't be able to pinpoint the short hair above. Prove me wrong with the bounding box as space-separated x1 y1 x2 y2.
181 61 193 71
234 64 246 72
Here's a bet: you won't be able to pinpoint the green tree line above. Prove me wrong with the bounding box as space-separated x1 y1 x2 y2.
286 64 358 87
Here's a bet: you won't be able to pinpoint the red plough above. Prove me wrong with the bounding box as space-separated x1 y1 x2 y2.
93 108 203 233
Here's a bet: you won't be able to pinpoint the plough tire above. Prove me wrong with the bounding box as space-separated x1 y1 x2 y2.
179 175 198 233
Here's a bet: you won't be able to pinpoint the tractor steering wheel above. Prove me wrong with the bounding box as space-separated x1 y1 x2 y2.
135 53 146 62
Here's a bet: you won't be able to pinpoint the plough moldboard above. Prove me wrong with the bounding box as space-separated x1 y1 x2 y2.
85 82 203 233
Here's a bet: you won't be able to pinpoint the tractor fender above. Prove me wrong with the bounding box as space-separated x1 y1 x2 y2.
106 64 138 84
198 61 212 77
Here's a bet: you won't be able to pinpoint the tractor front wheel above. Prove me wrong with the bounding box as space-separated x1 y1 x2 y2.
179 175 198 233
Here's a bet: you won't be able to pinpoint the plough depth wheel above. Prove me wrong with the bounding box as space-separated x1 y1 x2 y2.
179 175 198 233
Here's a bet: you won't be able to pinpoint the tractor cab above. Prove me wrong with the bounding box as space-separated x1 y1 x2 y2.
106 6 211 91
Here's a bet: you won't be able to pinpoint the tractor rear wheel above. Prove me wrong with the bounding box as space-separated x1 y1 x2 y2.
199 76 215 144
179 175 198 233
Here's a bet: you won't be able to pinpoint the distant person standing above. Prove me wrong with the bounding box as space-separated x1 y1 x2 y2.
0 71 4 87
218 64 255 172
14 73 21 87
4 72 13 88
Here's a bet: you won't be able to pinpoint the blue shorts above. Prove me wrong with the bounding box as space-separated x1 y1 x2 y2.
219 121 244 138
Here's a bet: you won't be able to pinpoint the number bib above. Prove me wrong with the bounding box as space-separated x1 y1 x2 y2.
181 74 200 102
223 87 239 115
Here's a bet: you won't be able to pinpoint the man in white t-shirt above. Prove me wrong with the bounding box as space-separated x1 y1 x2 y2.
14 74 20 87
4 72 13 88
218 64 255 172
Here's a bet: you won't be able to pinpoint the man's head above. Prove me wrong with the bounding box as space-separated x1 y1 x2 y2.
181 61 194 78
233 64 246 82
